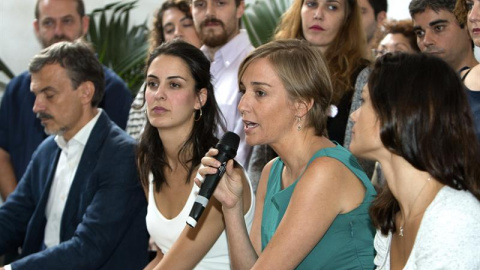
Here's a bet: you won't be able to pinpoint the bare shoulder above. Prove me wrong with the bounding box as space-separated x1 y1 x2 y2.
255 158 278 198
303 156 352 182
297 156 366 213
465 65 480 91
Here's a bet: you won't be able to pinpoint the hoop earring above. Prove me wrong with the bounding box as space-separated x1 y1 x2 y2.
296 116 302 131
195 108 203 121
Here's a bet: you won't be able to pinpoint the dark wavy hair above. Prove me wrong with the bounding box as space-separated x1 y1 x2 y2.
136 40 226 192
368 53 480 235
149 0 192 53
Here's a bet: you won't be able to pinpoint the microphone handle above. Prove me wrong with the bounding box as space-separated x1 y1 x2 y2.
186 153 229 228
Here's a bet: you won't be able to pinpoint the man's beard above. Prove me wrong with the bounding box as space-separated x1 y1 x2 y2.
36 112 66 136
199 19 229 48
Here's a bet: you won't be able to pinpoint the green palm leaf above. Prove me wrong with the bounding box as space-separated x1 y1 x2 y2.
242 0 293 47
86 0 148 96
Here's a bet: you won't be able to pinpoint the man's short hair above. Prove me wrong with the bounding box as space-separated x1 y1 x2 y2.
368 0 388 18
29 41 105 107
34 0 85 19
409 0 456 18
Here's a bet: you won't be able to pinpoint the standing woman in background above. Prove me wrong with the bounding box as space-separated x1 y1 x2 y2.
137 40 254 270
126 0 202 140
350 53 480 269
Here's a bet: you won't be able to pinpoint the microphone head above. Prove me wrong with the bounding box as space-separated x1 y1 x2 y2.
217 132 240 159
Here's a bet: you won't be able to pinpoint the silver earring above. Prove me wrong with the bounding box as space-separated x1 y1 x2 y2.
195 108 202 121
297 116 302 131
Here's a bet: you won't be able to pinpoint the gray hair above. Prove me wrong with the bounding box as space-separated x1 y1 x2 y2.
29 41 105 107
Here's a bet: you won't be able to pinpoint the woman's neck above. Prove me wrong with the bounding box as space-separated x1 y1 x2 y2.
379 155 444 219
157 127 192 170
272 129 334 185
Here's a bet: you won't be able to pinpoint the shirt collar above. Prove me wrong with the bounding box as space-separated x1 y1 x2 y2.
201 29 251 68
54 109 102 150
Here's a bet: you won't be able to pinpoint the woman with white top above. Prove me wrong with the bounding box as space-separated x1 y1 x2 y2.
136 40 254 270
350 52 480 269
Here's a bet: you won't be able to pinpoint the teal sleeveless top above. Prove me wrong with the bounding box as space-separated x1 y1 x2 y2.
261 144 376 269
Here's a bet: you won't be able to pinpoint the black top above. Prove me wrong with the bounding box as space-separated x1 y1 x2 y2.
327 61 369 145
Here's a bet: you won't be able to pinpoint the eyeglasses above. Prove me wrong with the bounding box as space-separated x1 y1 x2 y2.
372 49 409 58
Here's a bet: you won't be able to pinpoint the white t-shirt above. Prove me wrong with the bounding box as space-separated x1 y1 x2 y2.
146 171 255 269
374 186 480 269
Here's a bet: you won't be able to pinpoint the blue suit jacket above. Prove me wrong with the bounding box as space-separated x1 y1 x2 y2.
0 67 132 185
0 111 149 269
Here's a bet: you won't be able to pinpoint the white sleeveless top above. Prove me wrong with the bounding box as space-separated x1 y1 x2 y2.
146 170 256 270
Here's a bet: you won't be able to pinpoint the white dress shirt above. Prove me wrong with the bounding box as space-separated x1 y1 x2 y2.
5 109 102 270
44 109 102 248
201 29 254 170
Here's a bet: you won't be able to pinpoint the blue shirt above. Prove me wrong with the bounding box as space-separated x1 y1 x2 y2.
0 67 132 182
466 88 480 142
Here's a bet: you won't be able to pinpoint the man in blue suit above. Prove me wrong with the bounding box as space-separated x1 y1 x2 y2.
0 0 133 201
0 41 148 270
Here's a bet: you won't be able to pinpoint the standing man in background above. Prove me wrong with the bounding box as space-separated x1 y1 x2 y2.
359 0 388 54
0 0 132 201
191 0 254 170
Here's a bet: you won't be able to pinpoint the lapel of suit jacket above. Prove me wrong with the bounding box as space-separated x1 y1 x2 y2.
59 111 111 241
22 145 61 254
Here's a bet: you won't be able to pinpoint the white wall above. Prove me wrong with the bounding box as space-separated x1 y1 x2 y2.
0 0 159 84
1 0 476 86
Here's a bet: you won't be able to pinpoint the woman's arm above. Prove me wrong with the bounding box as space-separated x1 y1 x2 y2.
221 160 272 270
143 249 163 270
198 151 274 270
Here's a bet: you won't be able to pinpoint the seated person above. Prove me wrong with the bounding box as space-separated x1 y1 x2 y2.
137 40 254 269
199 40 376 269
0 41 148 270
350 53 480 269
0 0 133 202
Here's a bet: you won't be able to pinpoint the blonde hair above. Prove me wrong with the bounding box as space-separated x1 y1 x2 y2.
238 39 333 135
274 0 368 104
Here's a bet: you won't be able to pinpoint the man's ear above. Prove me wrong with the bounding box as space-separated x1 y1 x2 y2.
195 88 208 110
81 16 90 36
78 81 95 106
33 19 40 37
236 0 245 19
376 11 387 26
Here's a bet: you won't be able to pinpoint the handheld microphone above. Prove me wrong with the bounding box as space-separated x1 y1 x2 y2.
186 132 240 228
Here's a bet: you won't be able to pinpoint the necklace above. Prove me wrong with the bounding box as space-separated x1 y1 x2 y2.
398 177 431 237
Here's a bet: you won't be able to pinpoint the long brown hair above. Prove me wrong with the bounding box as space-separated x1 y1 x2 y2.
274 0 368 104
